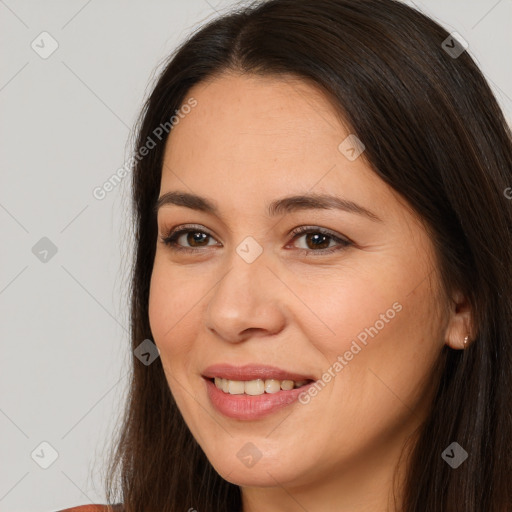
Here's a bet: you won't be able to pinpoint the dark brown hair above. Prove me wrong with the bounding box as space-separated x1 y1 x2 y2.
105 0 512 510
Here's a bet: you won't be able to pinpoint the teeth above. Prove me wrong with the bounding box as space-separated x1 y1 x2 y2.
228 380 245 394
245 379 265 395
213 377 310 395
264 379 281 393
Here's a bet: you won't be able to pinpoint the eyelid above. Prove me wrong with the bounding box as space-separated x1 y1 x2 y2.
159 223 353 255
159 224 216 247
288 225 352 244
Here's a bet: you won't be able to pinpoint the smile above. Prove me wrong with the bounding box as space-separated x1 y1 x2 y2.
212 377 312 395
203 377 316 420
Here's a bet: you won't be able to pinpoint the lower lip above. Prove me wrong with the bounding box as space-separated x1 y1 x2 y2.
203 377 314 420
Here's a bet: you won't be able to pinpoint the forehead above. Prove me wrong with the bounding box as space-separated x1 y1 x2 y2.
166 73 347 164
159 72 400 224
180 71 344 129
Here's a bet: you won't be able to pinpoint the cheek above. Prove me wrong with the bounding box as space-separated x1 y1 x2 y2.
301 244 436 351
148 258 205 365
148 261 209 422
289 255 441 407
286 261 403 357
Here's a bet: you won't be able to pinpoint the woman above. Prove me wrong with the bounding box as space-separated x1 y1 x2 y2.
59 0 512 510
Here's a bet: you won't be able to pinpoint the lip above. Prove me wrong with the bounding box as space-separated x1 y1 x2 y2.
201 363 316 382
203 377 316 420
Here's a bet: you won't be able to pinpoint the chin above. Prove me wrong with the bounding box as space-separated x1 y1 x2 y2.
204 441 306 487
215 461 301 488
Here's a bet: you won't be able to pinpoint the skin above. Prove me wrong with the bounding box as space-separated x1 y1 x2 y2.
148 72 473 512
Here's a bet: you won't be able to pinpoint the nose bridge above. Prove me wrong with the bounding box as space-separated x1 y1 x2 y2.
210 241 269 314
205 240 286 341
216 231 270 298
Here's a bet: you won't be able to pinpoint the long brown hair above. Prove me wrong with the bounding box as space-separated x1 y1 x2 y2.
104 1 512 510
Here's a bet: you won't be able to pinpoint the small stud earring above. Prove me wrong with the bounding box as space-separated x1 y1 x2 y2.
463 335 469 348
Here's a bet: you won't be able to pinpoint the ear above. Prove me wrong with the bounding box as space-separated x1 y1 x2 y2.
443 289 474 350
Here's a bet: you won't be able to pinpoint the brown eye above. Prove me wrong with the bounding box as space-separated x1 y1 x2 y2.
160 224 352 256
160 225 219 253
303 232 332 250
288 226 352 255
181 231 210 247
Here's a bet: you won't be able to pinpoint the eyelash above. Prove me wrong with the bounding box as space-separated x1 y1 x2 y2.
159 224 352 256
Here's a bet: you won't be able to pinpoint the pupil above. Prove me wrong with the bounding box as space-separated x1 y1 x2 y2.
307 233 329 249
188 232 208 246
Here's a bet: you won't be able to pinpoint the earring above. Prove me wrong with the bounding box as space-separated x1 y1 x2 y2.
463 335 469 348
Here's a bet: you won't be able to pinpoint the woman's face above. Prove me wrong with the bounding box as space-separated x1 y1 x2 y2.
149 72 451 492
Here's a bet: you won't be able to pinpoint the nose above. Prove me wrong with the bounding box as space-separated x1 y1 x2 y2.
204 251 287 344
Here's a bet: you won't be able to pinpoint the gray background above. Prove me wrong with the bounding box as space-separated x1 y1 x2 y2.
0 1 510 511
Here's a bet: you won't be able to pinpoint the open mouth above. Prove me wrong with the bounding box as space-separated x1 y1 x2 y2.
207 376 315 395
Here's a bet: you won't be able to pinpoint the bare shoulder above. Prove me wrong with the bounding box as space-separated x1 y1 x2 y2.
57 505 123 512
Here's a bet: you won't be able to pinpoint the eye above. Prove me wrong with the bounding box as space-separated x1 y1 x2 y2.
286 226 352 255
159 224 352 256
159 224 219 254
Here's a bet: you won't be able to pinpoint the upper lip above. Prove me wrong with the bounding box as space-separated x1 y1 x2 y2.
202 363 315 382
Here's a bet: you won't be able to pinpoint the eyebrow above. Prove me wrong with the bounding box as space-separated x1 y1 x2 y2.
153 191 382 222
